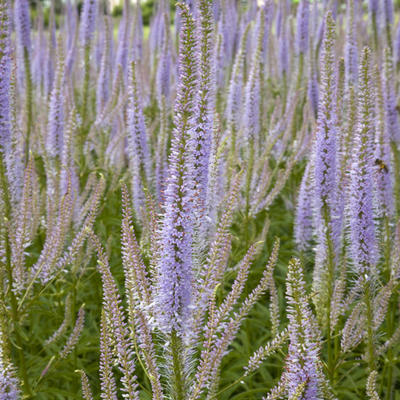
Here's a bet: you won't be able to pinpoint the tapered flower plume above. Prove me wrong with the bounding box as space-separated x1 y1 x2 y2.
114 0 130 81
350 47 377 275
0 0 11 150
345 0 358 90
193 0 215 205
79 0 97 48
295 161 314 252
226 23 249 137
46 41 65 158
382 49 400 143
99 311 118 400
243 13 263 148
279 19 290 77
295 0 310 55
383 0 394 27
308 58 319 119
315 12 337 219
0 326 20 399
285 258 323 399
156 3 198 334
14 0 31 53
374 64 394 218
156 13 172 104
369 0 379 16
127 61 151 218
96 16 111 115
314 12 340 270
90 232 140 399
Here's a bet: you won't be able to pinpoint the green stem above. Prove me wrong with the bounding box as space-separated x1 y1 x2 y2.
364 279 376 371
171 330 185 400
390 141 400 218
384 217 395 400
244 140 255 248
296 52 304 92
385 291 397 400
322 205 336 382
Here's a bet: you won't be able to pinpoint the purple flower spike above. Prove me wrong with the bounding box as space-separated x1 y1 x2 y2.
345 0 358 89
383 0 393 25
79 0 97 48
369 0 379 16
295 0 310 55
156 14 172 104
46 44 65 158
314 13 338 231
285 258 322 399
375 59 394 219
350 47 377 275
295 161 314 252
14 0 31 53
383 49 400 143
127 61 151 218
157 3 198 335
0 0 11 150
193 0 215 205
395 22 400 66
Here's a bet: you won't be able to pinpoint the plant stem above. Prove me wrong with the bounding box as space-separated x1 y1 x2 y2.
363 278 376 371
390 141 400 218
171 330 185 400
384 217 395 400
322 205 336 381
244 140 255 248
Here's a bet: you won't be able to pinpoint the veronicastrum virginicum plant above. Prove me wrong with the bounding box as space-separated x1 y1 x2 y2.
0 0 400 398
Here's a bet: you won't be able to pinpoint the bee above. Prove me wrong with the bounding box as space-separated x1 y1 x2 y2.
375 158 389 173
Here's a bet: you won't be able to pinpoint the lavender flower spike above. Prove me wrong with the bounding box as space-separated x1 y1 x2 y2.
46 40 65 158
0 324 20 399
295 160 314 252
127 61 151 218
295 0 310 55
285 258 323 399
374 62 394 219
350 47 377 275
383 49 400 143
14 0 31 54
193 0 214 204
156 3 198 335
314 12 341 272
345 0 358 90
315 12 338 221
79 0 97 48
0 0 11 150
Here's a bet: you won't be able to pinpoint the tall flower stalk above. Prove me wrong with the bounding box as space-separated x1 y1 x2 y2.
350 47 377 371
156 4 198 398
14 0 32 163
313 12 339 378
79 0 97 124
